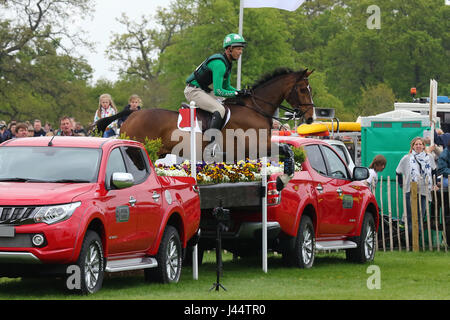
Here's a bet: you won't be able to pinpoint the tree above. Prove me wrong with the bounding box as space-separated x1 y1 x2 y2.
357 83 395 117
0 0 95 124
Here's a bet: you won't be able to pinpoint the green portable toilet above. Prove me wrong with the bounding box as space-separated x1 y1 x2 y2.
360 110 436 219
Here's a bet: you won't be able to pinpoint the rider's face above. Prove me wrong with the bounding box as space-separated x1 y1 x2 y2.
229 46 243 60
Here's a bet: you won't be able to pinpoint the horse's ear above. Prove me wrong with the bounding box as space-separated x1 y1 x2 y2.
298 68 310 80
306 69 315 77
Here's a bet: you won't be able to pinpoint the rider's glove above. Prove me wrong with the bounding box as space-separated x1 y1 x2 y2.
235 88 252 97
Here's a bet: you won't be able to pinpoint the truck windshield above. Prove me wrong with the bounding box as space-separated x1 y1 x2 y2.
0 147 101 183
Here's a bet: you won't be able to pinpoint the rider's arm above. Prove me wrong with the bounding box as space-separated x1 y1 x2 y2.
208 59 237 97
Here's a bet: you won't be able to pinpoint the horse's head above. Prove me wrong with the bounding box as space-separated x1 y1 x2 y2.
285 69 315 124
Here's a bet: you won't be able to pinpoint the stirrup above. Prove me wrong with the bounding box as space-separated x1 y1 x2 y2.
204 142 223 164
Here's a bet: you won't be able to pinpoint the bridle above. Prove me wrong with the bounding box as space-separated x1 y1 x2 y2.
242 77 315 122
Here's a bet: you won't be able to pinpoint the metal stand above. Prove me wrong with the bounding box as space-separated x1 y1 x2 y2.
209 206 230 292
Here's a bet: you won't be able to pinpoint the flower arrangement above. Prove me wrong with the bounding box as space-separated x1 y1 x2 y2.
115 135 306 184
156 158 300 184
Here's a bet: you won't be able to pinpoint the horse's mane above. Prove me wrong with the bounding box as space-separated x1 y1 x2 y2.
251 67 304 90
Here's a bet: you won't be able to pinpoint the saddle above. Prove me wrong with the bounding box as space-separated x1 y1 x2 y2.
177 103 231 133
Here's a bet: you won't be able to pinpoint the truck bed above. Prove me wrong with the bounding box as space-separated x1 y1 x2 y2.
198 181 264 209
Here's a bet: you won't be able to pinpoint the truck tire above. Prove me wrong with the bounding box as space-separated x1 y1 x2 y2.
346 213 376 263
145 225 182 283
71 230 104 294
284 215 315 268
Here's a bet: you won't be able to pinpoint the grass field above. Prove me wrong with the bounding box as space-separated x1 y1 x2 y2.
0 251 449 300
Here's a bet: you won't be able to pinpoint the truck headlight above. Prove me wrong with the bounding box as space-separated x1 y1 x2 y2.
33 202 81 225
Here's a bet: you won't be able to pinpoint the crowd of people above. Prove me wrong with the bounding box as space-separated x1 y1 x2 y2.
0 94 142 143
0 116 88 142
363 130 450 238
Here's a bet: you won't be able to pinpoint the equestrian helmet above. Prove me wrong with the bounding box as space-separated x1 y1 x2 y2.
223 33 246 48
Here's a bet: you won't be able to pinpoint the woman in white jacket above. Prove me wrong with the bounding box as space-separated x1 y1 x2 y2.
396 137 436 237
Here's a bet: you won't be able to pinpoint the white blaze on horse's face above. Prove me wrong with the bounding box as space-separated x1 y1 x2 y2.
307 85 314 104
307 84 316 122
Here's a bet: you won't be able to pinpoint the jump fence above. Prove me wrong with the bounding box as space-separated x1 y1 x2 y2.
376 176 449 253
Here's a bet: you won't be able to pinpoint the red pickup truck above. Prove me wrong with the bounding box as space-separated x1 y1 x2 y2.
0 137 200 294
199 136 379 268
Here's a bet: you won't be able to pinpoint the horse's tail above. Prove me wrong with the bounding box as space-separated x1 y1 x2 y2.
93 109 134 134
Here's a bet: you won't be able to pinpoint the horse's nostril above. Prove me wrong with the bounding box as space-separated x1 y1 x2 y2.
306 118 313 124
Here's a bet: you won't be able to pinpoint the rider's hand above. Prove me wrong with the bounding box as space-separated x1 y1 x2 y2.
235 89 252 97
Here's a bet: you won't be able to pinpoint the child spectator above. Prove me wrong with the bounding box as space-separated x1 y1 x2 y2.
365 154 387 193
118 94 142 128
94 94 118 138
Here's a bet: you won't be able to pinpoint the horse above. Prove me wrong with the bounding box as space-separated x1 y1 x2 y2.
97 68 315 161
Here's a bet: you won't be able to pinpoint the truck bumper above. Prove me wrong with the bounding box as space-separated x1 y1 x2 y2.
237 222 281 239
0 218 80 265
0 252 41 264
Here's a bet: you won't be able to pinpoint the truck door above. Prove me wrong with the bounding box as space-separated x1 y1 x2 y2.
103 147 140 254
321 145 359 234
121 146 162 251
304 144 341 236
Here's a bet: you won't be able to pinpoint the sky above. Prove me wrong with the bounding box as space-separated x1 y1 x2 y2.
80 0 171 82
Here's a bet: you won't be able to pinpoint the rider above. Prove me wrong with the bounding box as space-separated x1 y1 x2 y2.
184 33 249 145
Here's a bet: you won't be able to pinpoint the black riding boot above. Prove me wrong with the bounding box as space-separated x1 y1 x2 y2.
208 111 224 143
204 111 224 161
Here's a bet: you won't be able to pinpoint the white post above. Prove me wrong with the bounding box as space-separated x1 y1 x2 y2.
190 101 198 280
261 156 268 273
429 79 438 145
237 1 244 90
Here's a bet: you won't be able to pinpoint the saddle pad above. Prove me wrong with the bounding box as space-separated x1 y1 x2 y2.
177 112 202 133
177 108 231 133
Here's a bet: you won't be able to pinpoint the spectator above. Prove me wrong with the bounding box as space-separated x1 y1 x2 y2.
433 128 450 148
437 140 450 187
33 119 46 137
0 121 7 143
94 93 118 138
55 116 79 136
44 122 53 134
365 154 387 193
15 123 29 138
5 121 17 140
272 120 290 131
396 137 436 237
74 122 87 136
118 94 142 128
27 125 35 137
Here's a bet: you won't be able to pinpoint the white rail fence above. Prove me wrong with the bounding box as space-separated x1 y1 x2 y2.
377 176 448 253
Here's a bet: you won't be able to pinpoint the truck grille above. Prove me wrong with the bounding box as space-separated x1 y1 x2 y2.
0 207 36 225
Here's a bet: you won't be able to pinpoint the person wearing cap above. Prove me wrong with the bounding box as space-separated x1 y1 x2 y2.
184 33 249 147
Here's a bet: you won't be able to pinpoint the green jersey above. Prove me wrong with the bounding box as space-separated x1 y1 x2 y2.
186 53 237 98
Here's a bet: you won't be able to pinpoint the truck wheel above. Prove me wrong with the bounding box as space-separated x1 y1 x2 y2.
346 213 376 263
72 230 104 294
145 225 182 283
284 215 315 268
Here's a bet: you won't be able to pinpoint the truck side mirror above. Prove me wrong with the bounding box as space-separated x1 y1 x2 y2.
353 167 369 181
112 172 134 189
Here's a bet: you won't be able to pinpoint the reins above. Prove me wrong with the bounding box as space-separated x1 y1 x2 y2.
231 82 314 124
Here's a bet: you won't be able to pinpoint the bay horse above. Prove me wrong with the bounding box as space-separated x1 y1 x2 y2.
97 68 315 161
